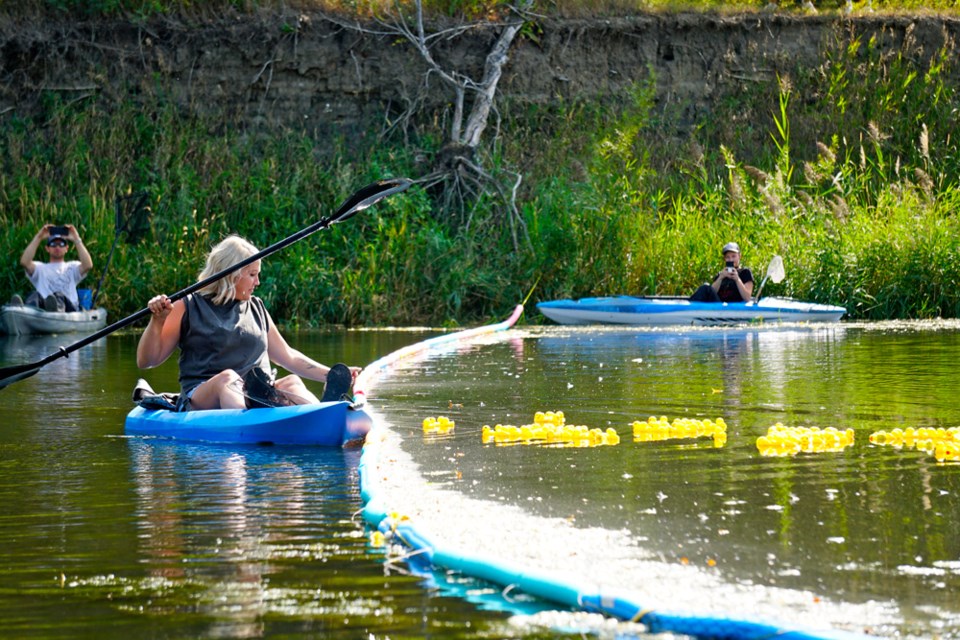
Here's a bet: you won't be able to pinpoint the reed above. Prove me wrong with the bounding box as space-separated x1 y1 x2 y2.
0 98 518 325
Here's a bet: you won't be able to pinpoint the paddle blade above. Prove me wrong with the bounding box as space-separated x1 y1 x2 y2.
328 178 412 225
0 363 41 390
767 255 785 284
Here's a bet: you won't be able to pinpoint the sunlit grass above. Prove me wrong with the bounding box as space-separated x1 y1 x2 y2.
507 21 960 321
6 0 960 19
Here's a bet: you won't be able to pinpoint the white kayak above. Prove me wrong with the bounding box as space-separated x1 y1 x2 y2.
0 304 108 335
537 296 846 326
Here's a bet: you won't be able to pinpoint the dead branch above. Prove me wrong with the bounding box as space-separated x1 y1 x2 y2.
329 0 533 251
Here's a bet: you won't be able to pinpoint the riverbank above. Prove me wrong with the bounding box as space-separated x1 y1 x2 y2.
2 8 960 325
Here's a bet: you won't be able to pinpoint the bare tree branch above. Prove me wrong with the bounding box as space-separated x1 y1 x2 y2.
330 1 533 250
462 18 523 147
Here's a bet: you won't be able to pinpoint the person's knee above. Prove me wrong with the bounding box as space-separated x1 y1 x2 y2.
690 284 716 302
276 374 320 405
213 369 243 389
275 374 305 392
190 369 244 410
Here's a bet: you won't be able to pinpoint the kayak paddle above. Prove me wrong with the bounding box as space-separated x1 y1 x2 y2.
0 177 412 391
753 255 785 301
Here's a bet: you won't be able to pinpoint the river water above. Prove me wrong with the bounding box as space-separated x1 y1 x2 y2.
1 321 958 639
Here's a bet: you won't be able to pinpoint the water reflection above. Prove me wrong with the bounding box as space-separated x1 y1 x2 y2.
0 331 572 640
0 333 107 399
0 332 106 364
127 439 361 637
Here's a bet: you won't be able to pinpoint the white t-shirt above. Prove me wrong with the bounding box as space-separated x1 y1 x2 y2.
27 261 86 308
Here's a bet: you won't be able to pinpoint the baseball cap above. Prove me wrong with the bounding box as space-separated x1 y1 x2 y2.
721 242 740 254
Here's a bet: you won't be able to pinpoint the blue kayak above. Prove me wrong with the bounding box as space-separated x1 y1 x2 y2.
537 295 846 326
537 296 847 325
125 401 373 446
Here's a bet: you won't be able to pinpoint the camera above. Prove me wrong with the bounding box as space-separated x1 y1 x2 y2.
725 260 736 274
49 225 69 237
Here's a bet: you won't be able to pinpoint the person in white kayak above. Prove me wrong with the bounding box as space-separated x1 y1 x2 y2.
690 241 754 303
11 224 94 312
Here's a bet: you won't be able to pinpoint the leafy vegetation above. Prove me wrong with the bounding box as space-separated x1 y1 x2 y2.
1 10 959 326
510 25 960 321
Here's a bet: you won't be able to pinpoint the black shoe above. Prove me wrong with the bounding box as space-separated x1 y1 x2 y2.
8 294 23 306
243 367 287 409
321 363 353 403
43 294 63 312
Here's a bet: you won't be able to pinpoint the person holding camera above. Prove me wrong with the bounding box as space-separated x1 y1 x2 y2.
690 242 754 303
11 224 94 312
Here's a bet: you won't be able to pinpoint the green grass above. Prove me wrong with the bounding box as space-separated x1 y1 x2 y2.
506 23 960 321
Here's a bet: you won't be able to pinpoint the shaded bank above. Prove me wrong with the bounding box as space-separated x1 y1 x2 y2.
2 12 957 137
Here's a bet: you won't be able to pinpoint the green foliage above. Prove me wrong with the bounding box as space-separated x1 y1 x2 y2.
3 18 960 326
503 23 960 322
0 95 526 326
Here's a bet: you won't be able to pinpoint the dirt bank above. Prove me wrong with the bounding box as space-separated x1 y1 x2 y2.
1 11 957 137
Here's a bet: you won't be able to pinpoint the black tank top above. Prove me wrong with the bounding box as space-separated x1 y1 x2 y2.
177 294 271 395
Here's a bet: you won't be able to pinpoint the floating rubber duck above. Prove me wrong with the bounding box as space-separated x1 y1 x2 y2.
482 410 619 447
423 415 455 434
756 423 854 457
632 415 727 444
869 426 960 463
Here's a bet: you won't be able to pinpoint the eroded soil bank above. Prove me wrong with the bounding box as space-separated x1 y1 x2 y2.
2 11 957 137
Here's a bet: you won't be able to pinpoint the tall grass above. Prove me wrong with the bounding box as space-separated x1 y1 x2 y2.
2 18 960 325
509 21 960 321
0 96 523 326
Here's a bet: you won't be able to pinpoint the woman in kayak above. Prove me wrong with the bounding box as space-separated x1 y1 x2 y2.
136 235 361 411
690 242 754 303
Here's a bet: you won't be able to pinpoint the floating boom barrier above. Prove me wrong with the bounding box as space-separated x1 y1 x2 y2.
352 304 524 408
356 305 870 640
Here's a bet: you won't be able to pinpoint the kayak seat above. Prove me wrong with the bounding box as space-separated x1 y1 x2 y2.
132 378 180 412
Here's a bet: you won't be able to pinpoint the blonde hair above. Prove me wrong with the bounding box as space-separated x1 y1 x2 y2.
196 235 260 305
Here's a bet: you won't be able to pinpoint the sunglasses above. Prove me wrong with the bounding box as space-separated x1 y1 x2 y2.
48 240 68 248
